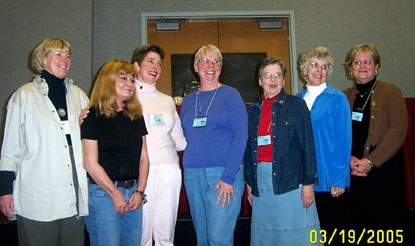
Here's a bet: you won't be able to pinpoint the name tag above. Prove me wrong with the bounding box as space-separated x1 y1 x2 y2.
258 135 271 146
61 120 70 135
352 111 363 122
193 117 207 127
148 113 165 126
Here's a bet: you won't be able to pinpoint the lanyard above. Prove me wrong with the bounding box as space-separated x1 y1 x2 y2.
356 80 377 112
194 86 219 117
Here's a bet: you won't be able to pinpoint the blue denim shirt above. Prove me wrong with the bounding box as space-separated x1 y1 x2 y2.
244 89 318 196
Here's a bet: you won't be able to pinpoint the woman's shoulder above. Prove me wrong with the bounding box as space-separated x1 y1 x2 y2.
9 79 42 102
155 90 175 104
219 84 239 93
376 80 401 91
219 84 244 99
375 80 404 100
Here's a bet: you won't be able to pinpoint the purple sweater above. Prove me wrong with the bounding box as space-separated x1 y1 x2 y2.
180 85 248 185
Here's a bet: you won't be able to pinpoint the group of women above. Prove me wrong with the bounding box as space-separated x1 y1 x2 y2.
0 37 407 246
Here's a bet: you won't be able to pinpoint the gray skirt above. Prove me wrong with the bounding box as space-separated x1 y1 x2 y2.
251 162 322 246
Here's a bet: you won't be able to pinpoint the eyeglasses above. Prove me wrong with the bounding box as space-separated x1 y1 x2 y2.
261 72 283 80
197 58 222 66
309 62 329 70
353 60 374 66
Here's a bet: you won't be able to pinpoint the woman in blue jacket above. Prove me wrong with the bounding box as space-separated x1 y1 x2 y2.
297 47 352 236
244 58 320 245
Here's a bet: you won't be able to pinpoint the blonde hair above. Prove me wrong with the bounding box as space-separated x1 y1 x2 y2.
344 43 381 79
299 47 334 81
31 38 71 73
89 59 142 120
194 44 222 64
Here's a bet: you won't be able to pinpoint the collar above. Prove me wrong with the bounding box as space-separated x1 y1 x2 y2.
306 82 327 96
356 77 377 93
255 89 288 108
34 75 72 93
134 79 157 94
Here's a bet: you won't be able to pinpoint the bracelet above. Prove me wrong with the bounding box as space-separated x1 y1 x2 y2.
134 189 147 204
368 159 375 168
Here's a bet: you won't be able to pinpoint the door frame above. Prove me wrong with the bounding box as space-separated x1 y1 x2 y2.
142 11 298 93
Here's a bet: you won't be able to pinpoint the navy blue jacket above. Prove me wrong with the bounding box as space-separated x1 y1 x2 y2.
244 89 318 196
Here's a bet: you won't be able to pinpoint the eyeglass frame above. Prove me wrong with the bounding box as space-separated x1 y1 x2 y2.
308 61 331 70
352 60 374 66
261 72 284 80
197 58 222 66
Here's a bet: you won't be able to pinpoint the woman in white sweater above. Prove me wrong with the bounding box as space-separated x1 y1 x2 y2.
131 44 187 246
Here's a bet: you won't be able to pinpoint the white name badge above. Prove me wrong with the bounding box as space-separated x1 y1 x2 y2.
148 113 165 126
193 117 207 127
257 135 271 146
352 111 363 122
61 120 70 135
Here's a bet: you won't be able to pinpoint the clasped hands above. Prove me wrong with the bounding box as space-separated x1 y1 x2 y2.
350 156 373 177
111 189 144 214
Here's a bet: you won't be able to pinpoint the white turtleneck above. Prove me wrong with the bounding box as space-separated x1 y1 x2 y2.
134 80 187 165
303 82 327 110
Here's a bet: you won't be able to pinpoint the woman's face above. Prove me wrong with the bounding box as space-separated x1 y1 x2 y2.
194 50 222 85
259 63 285 98
351 51 379 84
42 48 71 79
115 73 135 102
135 51 162 85
304 57 328 86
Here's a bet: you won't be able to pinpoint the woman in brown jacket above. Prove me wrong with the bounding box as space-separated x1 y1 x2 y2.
343 44 407 231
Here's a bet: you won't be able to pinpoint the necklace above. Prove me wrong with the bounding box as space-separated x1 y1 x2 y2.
194 84 219 117
198 92 214 113
356 80 377 112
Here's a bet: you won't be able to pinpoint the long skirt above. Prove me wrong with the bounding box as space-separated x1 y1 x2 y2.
251 162 321 246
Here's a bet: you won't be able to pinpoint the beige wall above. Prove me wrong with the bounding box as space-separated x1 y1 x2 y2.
1 0 415 143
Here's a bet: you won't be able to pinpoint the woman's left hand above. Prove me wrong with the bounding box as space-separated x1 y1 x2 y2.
301 185 315 208
214 180 235 207
127 191 144 211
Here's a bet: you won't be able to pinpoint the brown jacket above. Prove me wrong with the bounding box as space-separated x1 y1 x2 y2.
343 80 408 167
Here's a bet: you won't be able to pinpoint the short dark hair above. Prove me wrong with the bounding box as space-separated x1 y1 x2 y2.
130 44 165 64
258 58 287 78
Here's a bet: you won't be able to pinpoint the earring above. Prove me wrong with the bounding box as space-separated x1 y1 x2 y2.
374 70 378 75
350 71 354 77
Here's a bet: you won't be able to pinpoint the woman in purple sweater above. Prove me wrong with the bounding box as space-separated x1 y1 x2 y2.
179 44 248 246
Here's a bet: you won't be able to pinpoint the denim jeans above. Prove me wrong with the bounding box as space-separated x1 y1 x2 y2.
184 167 243 246
84 183 143 246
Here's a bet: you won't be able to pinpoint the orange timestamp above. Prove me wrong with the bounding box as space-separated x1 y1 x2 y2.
309 228 405 245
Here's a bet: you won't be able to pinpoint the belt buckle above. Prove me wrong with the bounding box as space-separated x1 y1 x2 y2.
116 180 135 188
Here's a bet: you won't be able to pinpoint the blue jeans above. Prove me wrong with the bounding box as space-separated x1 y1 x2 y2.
84 183 143 246
184 167 243 246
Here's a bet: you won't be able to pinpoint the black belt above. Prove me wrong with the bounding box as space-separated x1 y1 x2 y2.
89 179 137 188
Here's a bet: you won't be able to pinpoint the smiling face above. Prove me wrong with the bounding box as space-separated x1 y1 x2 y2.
194 50 222 89
115 72 135 103
42 48 71 79
304 57 328 86
259 63 285 98
351 51 379 84
135 51 162 85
